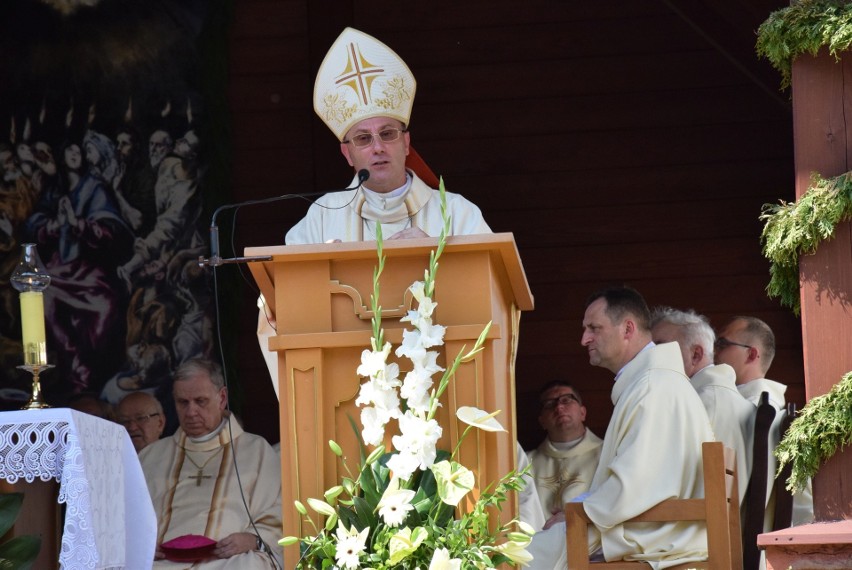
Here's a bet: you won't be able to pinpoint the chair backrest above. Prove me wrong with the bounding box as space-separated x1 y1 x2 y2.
771 401 797 531
564 441 743 570
742 391 776 569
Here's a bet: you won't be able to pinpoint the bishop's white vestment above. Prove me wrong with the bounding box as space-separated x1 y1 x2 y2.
257 170 491 396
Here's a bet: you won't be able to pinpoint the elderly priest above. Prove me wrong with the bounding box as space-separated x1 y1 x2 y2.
139 358 283 568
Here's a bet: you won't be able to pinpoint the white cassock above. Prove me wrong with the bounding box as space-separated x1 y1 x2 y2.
526 342 716 570
690 363 754 504
139 419 284 569
517 443 547 531
528 429 604 520
257 170 492 396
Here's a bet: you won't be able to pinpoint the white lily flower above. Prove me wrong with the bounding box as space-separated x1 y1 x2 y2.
456 406 506 432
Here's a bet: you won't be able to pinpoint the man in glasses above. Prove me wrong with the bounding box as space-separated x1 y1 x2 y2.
116 391 165 453
714 316 813 537
526 286 714 569
258 27 492 395
285 27 490 245
527 382 603 528
650 307 753 504
713 316 782 405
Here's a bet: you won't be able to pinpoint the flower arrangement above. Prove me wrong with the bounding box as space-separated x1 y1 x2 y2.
279 181 534 569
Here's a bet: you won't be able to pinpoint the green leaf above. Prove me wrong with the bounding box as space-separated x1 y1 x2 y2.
0 495 24 538
0 536 41 569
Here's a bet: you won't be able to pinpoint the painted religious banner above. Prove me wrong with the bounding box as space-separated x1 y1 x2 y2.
0 0 224 431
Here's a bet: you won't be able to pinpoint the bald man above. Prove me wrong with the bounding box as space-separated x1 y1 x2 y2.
117 392 166 452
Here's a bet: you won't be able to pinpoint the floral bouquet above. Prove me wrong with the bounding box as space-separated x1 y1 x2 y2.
279 182 534 569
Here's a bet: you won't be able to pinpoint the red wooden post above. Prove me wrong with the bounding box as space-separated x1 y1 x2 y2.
790 47 852 521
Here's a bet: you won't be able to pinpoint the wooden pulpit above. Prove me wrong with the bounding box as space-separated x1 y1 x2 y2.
246 233 533 566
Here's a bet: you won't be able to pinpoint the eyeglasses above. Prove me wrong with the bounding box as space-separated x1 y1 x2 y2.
714 337 752 351
541 393 581 411
342 128 407 148
117 412 160 427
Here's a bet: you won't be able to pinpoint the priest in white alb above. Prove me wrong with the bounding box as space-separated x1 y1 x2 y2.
139 358 283 569
525 286 716 570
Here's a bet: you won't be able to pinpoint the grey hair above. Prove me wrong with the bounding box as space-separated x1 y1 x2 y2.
173 358 225 390
650 306 715 358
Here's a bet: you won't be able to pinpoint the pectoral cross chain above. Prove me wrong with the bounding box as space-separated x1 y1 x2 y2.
184 447 223 486
189 470 211 486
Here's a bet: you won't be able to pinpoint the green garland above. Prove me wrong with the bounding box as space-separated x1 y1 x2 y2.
756 0 852 89
760 171 852 315
776 371 852 493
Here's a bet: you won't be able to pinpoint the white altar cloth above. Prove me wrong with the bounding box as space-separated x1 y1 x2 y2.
0 408 156 569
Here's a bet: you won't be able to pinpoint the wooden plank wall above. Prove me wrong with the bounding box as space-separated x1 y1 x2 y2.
225 0 803 449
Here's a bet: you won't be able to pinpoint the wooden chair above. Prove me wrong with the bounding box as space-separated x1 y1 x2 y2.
564 442 743 570
770 401 797 531
742 391 776 569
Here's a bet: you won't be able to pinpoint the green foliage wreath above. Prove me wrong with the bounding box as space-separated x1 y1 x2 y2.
775 371 852 493
756 0 852 89
760 171 852 315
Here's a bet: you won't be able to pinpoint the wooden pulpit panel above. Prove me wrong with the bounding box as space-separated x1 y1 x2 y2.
247 234 533 567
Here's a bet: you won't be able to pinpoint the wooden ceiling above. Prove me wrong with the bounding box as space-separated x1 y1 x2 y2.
226 0 803 448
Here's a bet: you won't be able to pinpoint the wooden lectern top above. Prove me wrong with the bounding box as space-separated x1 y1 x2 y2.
245 232 534 318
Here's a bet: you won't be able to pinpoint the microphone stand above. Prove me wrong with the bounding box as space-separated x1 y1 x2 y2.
198 170 370 268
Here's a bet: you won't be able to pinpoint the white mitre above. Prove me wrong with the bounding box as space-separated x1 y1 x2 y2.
313 27 416 141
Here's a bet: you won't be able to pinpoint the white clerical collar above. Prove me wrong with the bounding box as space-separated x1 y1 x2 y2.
549 428 586 450
692 363 714 378
363 172 412 200
189 417 228 443
614 341 655 382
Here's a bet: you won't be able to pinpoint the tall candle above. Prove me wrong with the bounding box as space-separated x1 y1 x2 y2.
20 291 47 366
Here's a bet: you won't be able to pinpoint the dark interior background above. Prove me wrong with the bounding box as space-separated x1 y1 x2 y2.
222 0 804 450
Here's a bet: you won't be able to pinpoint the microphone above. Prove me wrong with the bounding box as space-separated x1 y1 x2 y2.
199 169 371 267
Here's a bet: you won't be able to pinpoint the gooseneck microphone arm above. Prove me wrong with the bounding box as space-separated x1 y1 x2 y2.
198 169 370 267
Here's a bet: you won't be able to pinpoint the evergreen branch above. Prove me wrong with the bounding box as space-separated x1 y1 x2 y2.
756 0 852 90
759 171 852 314
775 371 852 493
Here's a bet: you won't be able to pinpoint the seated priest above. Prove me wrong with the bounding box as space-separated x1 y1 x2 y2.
527 382 603 528
525 286 715 569
139 358 283 568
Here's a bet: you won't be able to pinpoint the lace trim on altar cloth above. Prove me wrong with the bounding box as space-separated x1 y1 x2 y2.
0 409 155 569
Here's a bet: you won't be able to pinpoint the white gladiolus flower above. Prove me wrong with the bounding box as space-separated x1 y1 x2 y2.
386 449 421 482
392 412 442 470
357 342 391 378
377 487 416 527
400 370 434 415
360 407 385 447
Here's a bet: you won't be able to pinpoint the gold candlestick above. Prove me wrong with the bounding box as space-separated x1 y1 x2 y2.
18 363 54 410
11 243 53 410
